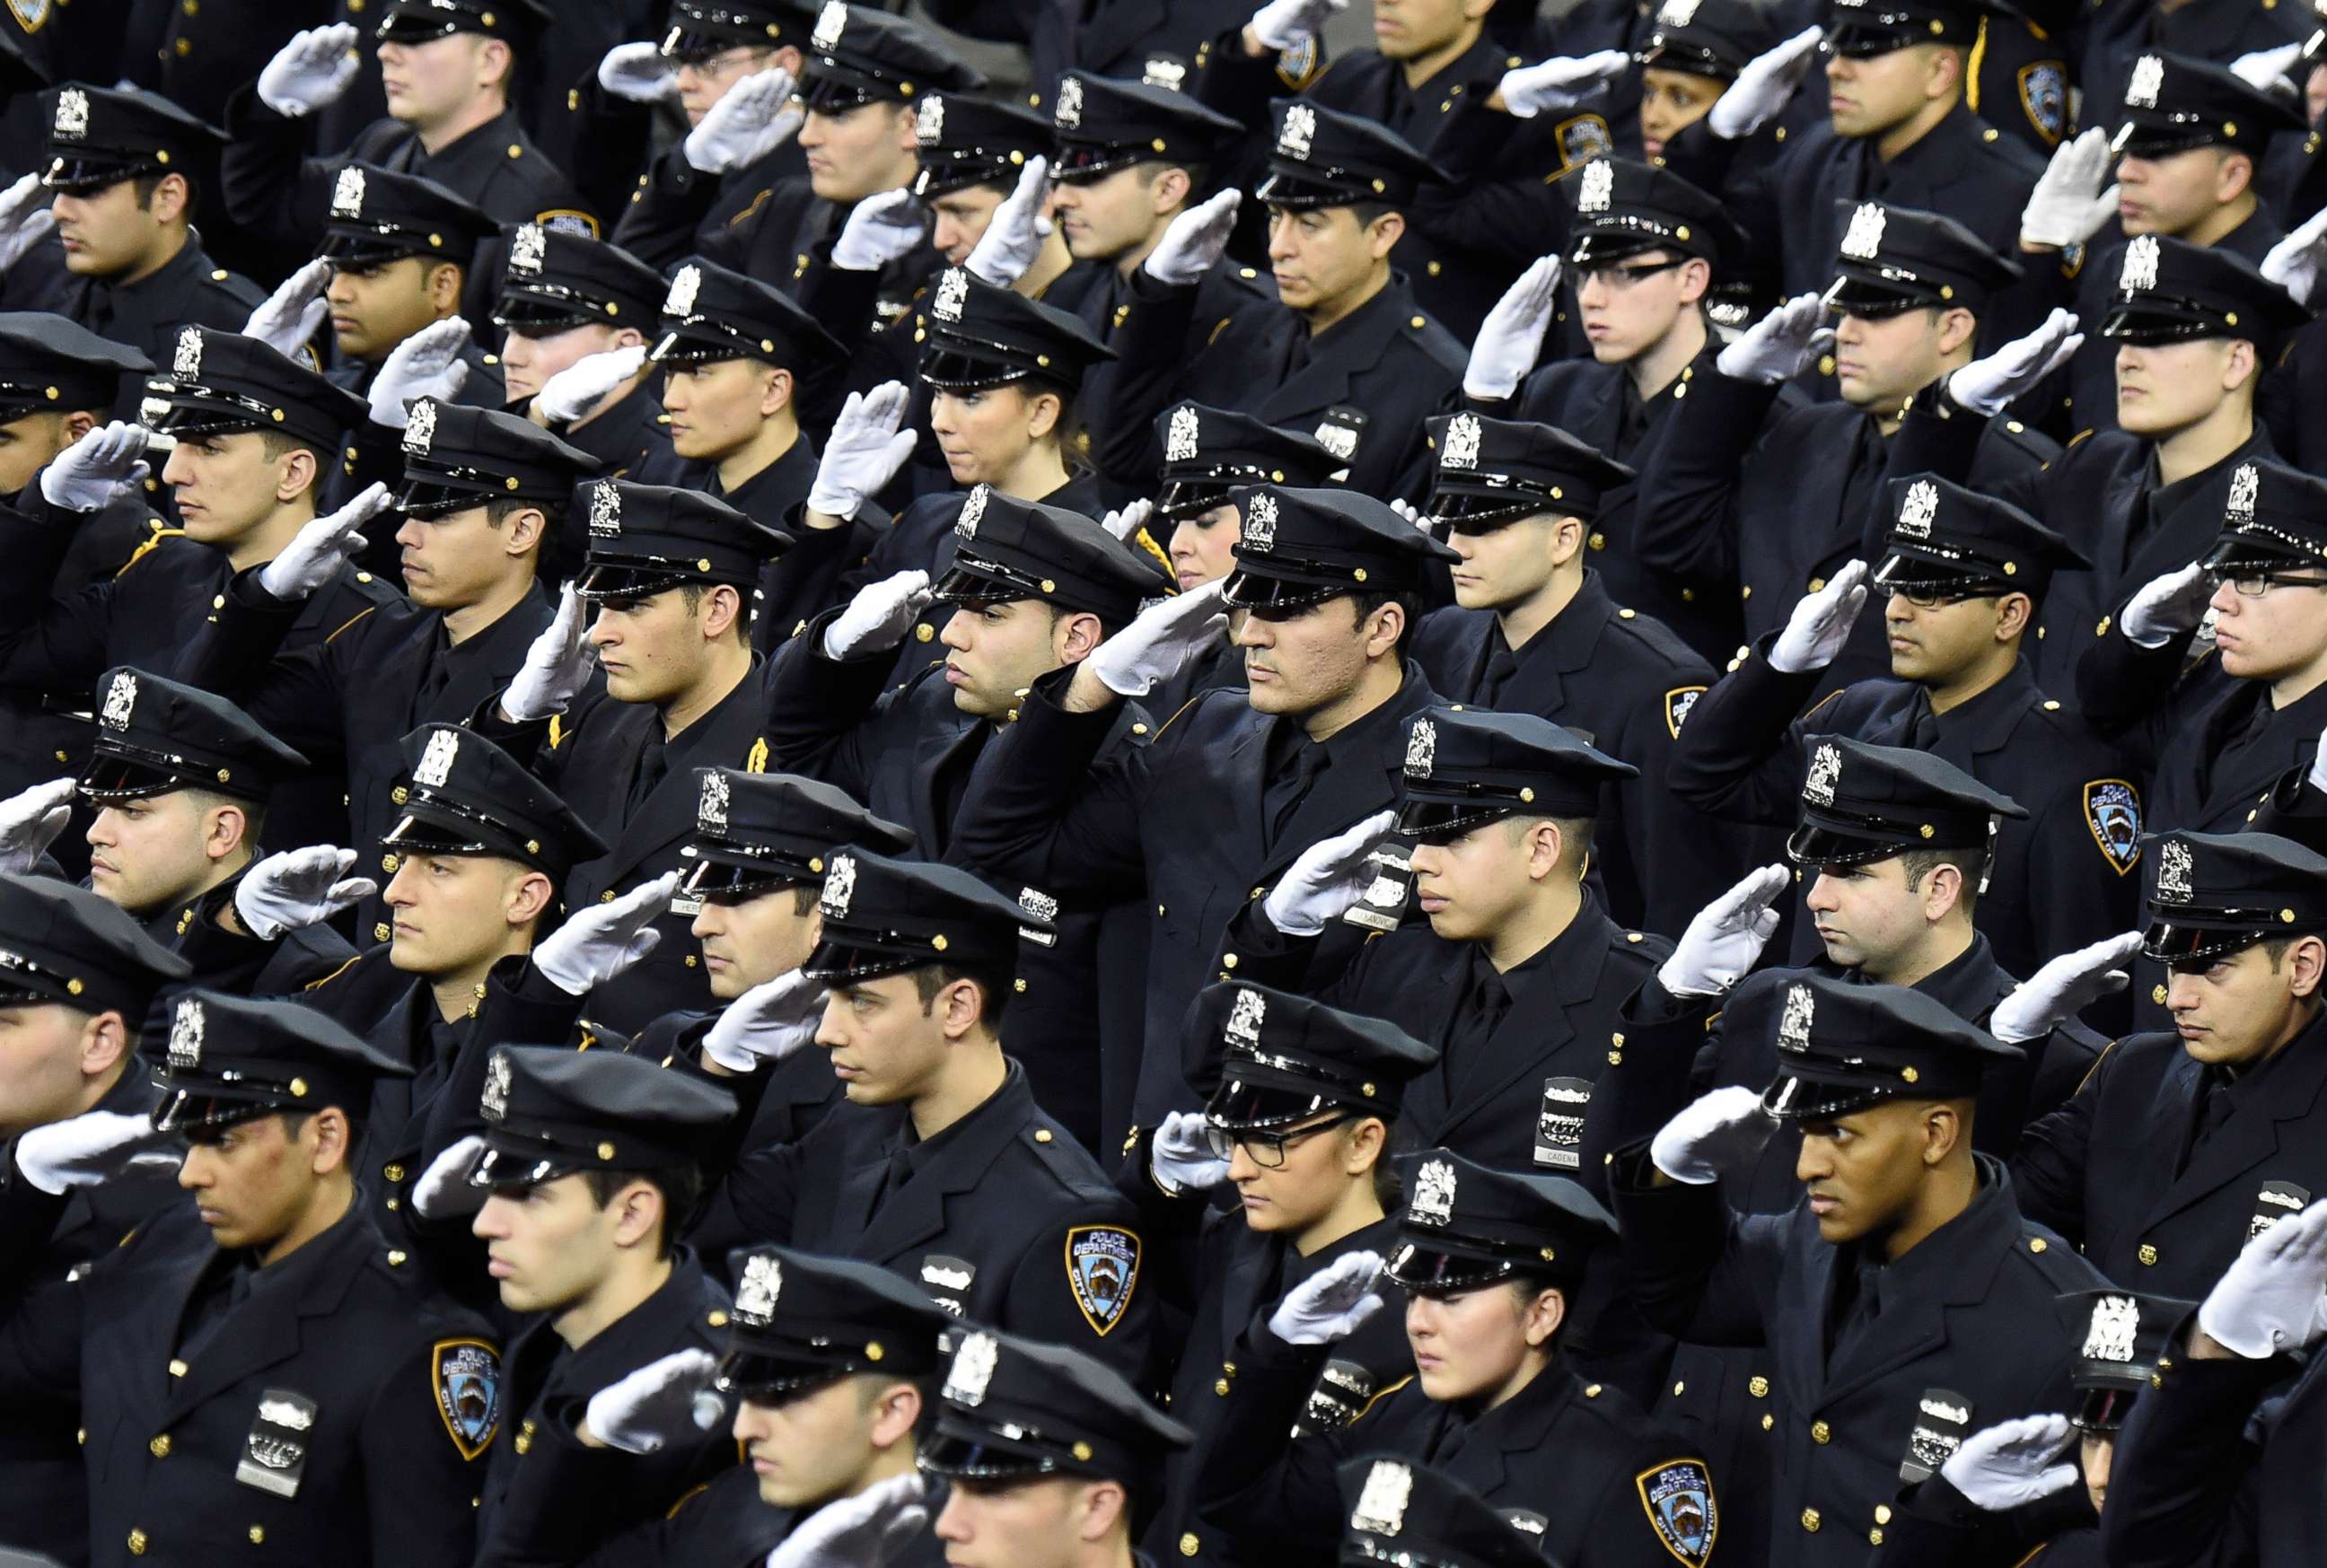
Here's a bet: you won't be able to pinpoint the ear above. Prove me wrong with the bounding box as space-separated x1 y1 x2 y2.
306 1106 354 1176
1522 1284 1567 1347
2289 934 2326 999
204 802 251 863
146 171 192 224
274 442 321 504
893 102 921 154
1341 1115 1387 1176
2225 337 2260 392
1927 44 1964 99
757 364 796 419
1676 256 1711 305
61 410 97 443
428 261 466 313
699 583 747 643
773 43 806 77
2217 149 2256 204
1922 1100 1968 1164
1918 859 1965 922
1152 165 1193 215
1524 818 1566 880
611 326 647 351
610 1178 666 1250
79 1009 131 1080
497 504 547 559
506 868 556 928
1023 388 1063 442
1936 306 1980 356
868 1381 924 1449
1545 512 1587 568
1075 1479 1130 1543
477 37 514 92
1992 591 2033 641
1056 609 1105 664
940 976 985 1041
1366 210 1407 260
1360 597 1405 659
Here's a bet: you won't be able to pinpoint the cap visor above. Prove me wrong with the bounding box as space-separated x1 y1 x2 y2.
1384 1239 1520 1295
1758 1072 1888 1121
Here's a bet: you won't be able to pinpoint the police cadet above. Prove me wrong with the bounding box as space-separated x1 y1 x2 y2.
953 485 1455 1123
1612 972 2105 1567
1217 709 1668 1187
769 486 1169 1145
692 847 1157 1376
924 1325 1192 1568
0 988 500 1567
0 873 189 1563
495 223 671 479
487 479 793 1031
2012 828 2327 1298
1670 476 2141 985
1629 0 1787 169
34 84 265 388
1333 1458 1552 1568
1635 202 2059 683
1131 981 1431 1568
1409 412 1739 936
1196 1148 1718 1568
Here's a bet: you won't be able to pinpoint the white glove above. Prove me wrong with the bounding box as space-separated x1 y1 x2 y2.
1389 497 1433 536
536 344 647 426
683 66 801 174
2121 562 2215 649
599 39 680 102
701 969 826 1073
1658 864 1789 998
584 1348 724 1455
1268 1249 1385 1345
1941 1415 2080 1511
258 22 360 118
822 569 934 660
0 172 57 274
233 846 379 941
367 319 472 431
1140 188 1242 288
1262 810 1396 937
830 188 926 273
2231 39 2305 90
768 1475 930 1568
1716 291 1831 385
2198 1197 2327 1358
532 872 677 996
1496 50 1629 117
1769 559 1868 674
1085 579 1228 698
1462 255 1562 401
502 583 595 723
1151 1109 1231 1196
2261 201 2327 309
39 419 149 512
2018 128 2120 250
1707 26 1822 139
258 480 388 600
1989 932 2142 1045
15 1110 180 1195
807 385 917 517
1650 1084 1777 1186
2310 717 2327 795
0 777 76 876
241 258 332 361
1946 306 2082 416
1247 0 1345 52
411 1134 487 1220
1101 498 1154 543
964 156 1054 288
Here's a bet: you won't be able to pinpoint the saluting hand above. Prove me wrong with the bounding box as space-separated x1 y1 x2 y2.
258 23 360 118
1269 1249 1387 1345
531 872 679 997
1941 1414 2080 1511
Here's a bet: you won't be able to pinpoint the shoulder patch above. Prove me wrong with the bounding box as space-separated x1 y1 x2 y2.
1553 113 1612 171
2084 779 2142 876
1664 685 1705 740
1064 1225 1141 1337
1638 1458 1717 1565
535 208 600 238
432 1337 502 1460
2016 61 2068 145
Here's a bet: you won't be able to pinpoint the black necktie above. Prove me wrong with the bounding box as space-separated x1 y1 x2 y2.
1830 1257 1884 1365
2180 1069 2235 1176
1906 692 1942 751
1263 740 1330 846
626 729 667 819
1476 637 1521 707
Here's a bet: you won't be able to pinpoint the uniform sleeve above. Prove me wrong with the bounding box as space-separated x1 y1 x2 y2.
2006 1044 2107 1245
1664 635 1830 823
1614 680 1744 940
949 667 1154 902
609 145 728 272
2070 619 2200 750
1188 1326 1357 1559
1630 366 1789 593
217 86 340 258
1608 1148 1783 1347
2096 1328 2279 1568
687 1128 809 1266
2016 766 2145 983
1082 269 1207 491
759 605 899 796
1864 1471 2098 1568
171 567 353 759
359 1330 493 1566
0 1231 86 1404
1002 1202 1155 1383
0 487 130 693
1583 1435 1725 1568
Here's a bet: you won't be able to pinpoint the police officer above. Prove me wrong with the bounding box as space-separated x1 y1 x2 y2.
1613 972 2107 1567
1671 475 2141 985
1409 412 1742 936
0 987 500 1567
692 846 1157 1376
34 84 265 390
1198 1147 1719 1568
2014 828 2327 1296
1132 980 1432 1568
495 222 671 479
952 484 1455 1122
1629 0 1788 171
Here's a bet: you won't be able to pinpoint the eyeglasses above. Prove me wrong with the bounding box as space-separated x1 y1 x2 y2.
1577 258 1687 290
2211 571 2327 598
1204 1113 1355 1169
1891 586 1998 609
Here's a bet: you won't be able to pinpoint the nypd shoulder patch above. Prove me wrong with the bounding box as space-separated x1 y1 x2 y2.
433 1337 503 1461
1665 686 1706 740
2016 61 2068 146
1065 1225 1141 1337
2083 778 2142 877
1637 1459 1717 1566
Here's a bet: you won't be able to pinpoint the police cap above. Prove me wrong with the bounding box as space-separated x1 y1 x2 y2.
650 255 847 376
1386 1146 1616 1293
2101 234 2311 345
922 1327 1191 1488
1567 156 1740 270
139 326 369 451
931 485 1172 626
40 84 224 195
1424 411 1637 530
1787 734 2025 872
0 312 151 423
1746 969 2024 1120
373 0 551 45
797 3 984 112
1338 1457 1552 1568
317 163 498 269
575 477 794 601
681 769 914 904
1872 473 2088 597
397 397 599 516
381 723 606 881
82 667 306 806
1638 0 1783 80
912 92 1052 198
918 266 1115 393
0 872 189 1021
716 1245 955 1401
662 0 817 60
151 990 410 1134
2141 828 2327 962
495 223 667 335
2056 1288 2194 1432
1222 485 1459 611
2112 51 2306 159
1828 200 2023 316
1049 71 1240 185
467 1043 737 1186
1397 707 1637 842
1154 403 1338 522
2199 459 2327 576
1259 98 1442 211
804 846 1041 982
1191 980 1439 1131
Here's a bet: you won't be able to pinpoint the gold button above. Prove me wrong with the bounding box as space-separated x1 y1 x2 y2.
1750 1375 1769 1397
707 1310 729 1327
2153 984 2167 1004
175 36 190 53
1215 1379 1231 1395
915 623 935 642
383 1163 405 1183
1584 1384 1602 1397
1870 1529 1884 1546
168 1359 188 1378
685 954 698 967
1818 355 1836 377
2139 1243 2158 1266
250 1527 265 1545
1673 1380 1686 1396
2029 1238 2048 1254
1812 1420 1831 1443
387 1249 408 1266
1761 1413 1774 1431
2096 616 2112 635
1875 1504 1892 1525
514 1433 531 1455
1808 577 1826 592
128 1529 148 1555
1181 1534 1199 1557
1589 530 1606 550
602 890 617 903
1802 1509 1821 1533
382 854 400 872
1409 315 1426 328
149 1434 171 1458
1035 1129 1053 1143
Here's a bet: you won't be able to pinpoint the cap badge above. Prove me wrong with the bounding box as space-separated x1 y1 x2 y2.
510 223 546 276
1278 101 1316 160
53 87 89 140
734 1254 782 1326
1778 982 1815 1053
821 853 857 919
331 165 366 219
1804 741 1840 807
2156 837 2193 904
664 264 701 319
2083 1295 2140 1362
1898 478 1937 539
956 484 989 540
167 997 204 1070
1410 1158 1456 1226
101 670 137 731
812 0 847 51
698 770 730 831
172 326 204 382
933 267 969 323
2121 234 2160 293
1225 986 1266 1047
2227 461 2258 522
1349 1460 1413 1537
1144 57 1188 90
1656 0 1702 24
945 1331 998 1406
2127 54 2164 111
1840 202 1886 261
1165 405 1200 463
588 481 623 539
1404 718 1436 779
1442 412 1482 471
1313 422 1357 461
414 728 460 790
1242 491 1278 551
403 397 438 458
1055 75 1084 130
1578 158 1614 215
481 1051 512 1122
1018 887 1059 923
916 94 945 146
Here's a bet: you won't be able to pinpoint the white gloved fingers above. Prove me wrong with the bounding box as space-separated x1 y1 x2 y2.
2230 39 2305 88
412 1134 487 1219
1101 499 1154 542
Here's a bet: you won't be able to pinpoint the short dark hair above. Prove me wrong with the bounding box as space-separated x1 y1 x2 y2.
180 785 268 850
1900 844 1986 915
278 1106 366 1154
909 959 1014 1031
254 428 328 498
1346 198 1400 229
130 169 199 216
1349 587 1421 653
1133 158 1213 200
679 580 754 645
583 1162 706 1259
486 495 565 533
